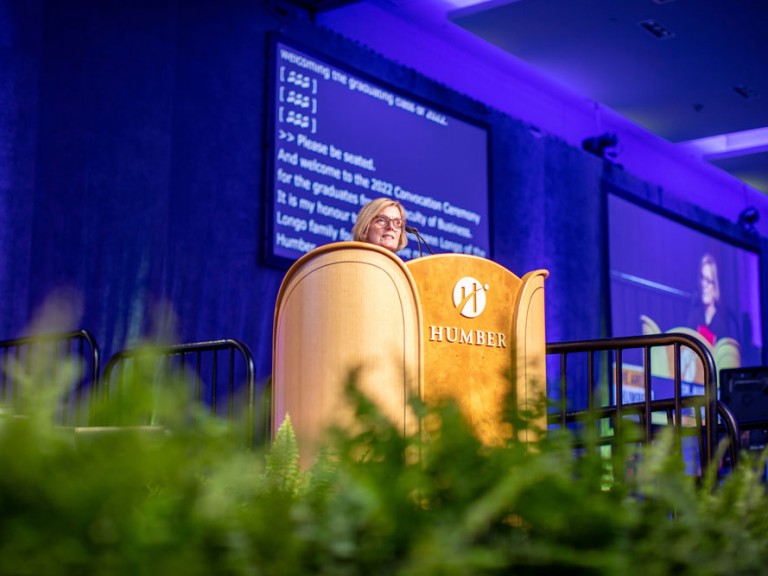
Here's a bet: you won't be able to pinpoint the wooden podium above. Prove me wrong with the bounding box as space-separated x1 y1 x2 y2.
272 242 548 463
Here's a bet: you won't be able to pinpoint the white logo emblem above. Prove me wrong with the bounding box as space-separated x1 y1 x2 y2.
453 277 489 318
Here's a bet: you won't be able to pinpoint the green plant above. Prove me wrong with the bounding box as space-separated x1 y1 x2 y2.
1 344 768 575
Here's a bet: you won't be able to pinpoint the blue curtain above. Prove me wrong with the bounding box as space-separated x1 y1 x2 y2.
1 0 606 392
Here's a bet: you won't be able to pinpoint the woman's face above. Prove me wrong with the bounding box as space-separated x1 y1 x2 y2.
365 205 403 252
700 263 717 306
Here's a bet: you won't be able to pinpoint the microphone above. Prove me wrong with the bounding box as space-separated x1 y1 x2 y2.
404 225 434 257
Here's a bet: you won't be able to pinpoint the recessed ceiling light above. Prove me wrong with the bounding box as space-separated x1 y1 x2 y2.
638 19 676 39
733 85 760 100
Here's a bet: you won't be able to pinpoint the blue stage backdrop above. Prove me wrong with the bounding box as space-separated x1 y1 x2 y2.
5 0 756 407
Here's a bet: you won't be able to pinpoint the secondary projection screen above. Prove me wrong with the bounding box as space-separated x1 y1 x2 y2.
264 36 491 265
608 193 764 399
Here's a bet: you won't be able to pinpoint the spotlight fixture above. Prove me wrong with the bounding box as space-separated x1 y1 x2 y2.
737 206 760 235
581 132 619 160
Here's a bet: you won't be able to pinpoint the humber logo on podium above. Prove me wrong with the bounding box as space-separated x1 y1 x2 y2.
453 276 488 318
429 276 507 348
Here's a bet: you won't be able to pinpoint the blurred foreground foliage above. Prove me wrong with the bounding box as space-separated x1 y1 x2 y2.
1 346 768 576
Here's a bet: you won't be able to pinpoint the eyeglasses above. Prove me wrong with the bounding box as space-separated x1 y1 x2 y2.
700 275 716 288
372 215 405 230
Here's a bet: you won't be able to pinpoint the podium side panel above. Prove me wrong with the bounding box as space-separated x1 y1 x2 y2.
514 270 549 442
273 245 421 464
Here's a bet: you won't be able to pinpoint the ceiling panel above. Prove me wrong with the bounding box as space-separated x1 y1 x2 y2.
450 0 768 192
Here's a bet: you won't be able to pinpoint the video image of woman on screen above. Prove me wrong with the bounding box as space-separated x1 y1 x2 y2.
687 253 740 346
674 252 741 383
642 251 743 384
352 197 408 254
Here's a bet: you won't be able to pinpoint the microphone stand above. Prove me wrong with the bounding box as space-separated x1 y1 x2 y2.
405 225 434 257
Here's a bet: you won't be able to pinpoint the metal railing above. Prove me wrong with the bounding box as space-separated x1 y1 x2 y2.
0 330 100 425
101 339 259 444
547 333 740 475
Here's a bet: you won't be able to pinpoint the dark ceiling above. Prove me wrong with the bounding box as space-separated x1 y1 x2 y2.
283 0 768 194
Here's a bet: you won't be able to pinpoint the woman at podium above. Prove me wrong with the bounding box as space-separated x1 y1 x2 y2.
352 198 409 253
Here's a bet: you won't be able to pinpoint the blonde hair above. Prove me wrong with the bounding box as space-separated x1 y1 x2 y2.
352 198 408 251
